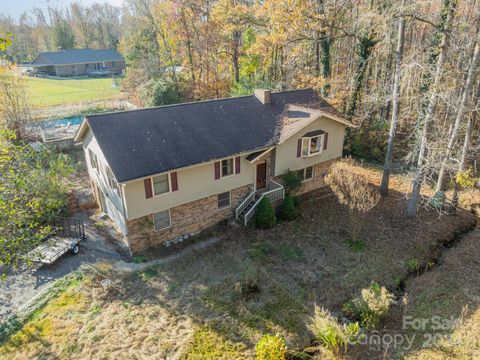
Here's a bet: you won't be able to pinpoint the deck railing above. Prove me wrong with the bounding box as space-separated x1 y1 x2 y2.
243 181 285 226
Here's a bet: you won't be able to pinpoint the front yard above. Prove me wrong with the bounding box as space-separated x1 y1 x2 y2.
0 165 478 359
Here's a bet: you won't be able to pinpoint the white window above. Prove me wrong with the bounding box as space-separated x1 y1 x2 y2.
218 191 231 209
297 166 314 181
152 174 170 196
221 158 234 177
301 135 324 156
88 149 98 170
305 166 314 180
153 210 171 231
105 166 118 191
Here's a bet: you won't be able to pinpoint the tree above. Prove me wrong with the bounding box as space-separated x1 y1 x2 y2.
255 197 276 229
406 0 457 216
0 66 31 140
278 195 298 221
325 160 379 244
380 2 406 197
51 19 75 50
435 15 480 193
0 131 74 277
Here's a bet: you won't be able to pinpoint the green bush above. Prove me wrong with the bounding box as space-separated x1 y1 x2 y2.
255 334 287 360
343 282 394 329
307 306 360 357
278 195 298 221
282 169 303 195
255 197 276 229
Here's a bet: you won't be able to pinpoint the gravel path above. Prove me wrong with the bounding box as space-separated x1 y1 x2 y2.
0 224 122 322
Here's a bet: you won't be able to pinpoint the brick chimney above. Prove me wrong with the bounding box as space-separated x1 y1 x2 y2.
254 89 271 104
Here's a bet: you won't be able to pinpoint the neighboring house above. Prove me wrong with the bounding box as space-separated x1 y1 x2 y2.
75 89 353 254
28 49 125 77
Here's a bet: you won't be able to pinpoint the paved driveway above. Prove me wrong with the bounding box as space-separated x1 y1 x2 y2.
0 225 122 322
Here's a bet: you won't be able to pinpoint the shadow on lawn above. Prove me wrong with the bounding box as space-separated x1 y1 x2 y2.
97 187 477 357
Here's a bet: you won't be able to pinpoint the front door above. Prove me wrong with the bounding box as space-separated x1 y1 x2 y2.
256 162 267 190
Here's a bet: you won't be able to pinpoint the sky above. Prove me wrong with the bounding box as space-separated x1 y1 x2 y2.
0 0 125 21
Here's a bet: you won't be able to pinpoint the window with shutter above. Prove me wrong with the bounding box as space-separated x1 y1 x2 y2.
299 133 325 157
221 158 234 177
152 174 170 195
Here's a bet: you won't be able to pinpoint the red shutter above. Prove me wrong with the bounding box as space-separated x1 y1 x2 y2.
235 156 241 174
297 138 302 157
323 132 329 150
170 172 178 191
214 161 221 180
144 178 153 199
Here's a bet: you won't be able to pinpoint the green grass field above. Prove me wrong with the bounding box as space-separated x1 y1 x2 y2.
26 76 122 108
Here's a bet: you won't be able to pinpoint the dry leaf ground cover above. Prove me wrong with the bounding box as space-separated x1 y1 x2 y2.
0 165 476 359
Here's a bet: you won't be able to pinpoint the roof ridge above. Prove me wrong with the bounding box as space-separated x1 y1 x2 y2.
87 88 316 120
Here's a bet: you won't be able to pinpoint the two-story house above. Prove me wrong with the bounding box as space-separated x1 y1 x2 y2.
75 89 353 254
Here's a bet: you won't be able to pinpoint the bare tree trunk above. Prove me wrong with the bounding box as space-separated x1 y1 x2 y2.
436 37 480 192
380 6 406 197
406 1 456 217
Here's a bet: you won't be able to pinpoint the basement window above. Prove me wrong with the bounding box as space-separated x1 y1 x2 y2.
153 209 171 231
297 166 314 182
218 191 231 209
221 158 234 177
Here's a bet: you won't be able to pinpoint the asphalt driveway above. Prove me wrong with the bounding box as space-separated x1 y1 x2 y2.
0 224 123 322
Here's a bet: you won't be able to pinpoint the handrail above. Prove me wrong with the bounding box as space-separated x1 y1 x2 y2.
243 181 285 226
236 191 255 219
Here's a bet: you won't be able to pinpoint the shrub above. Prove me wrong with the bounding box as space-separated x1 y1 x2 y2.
307 306 360 357
283 169 303 195
236 265 260 300
255 197 276 229
325 159 379 244
255 334 287 360
278 195 298 221
343 282 394 329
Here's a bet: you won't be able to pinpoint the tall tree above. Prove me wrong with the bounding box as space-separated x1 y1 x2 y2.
51 19 75 50
406 0 457 216
380 2 406 197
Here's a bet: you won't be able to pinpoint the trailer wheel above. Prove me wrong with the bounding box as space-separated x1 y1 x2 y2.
71 244 80 255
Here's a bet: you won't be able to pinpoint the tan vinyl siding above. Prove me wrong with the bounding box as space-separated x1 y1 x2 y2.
123 157 254 220
274 115 346 176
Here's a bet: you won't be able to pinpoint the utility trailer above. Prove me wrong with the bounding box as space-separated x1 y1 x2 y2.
27 217 86 265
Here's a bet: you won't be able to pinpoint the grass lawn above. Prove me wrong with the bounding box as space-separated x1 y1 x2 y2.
0 164 478 359
25 76 122 108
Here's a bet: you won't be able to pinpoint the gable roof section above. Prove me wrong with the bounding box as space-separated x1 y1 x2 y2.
78 89 349 183
30 49 124 66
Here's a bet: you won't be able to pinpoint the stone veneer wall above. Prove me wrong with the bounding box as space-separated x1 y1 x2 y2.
126 184 252 253
274 158 337 195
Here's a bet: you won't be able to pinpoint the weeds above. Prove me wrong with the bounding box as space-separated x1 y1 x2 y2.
307 306 360 358
255 334 287 360
343 282 394 329
345 237 366 251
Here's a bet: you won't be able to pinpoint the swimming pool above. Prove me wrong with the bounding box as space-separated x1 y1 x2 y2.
40 116 83 129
